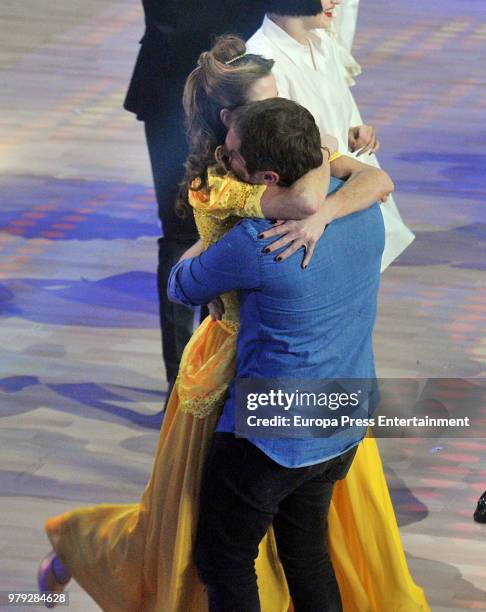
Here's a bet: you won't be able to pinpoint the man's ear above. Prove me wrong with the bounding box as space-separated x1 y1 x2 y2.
220 108 232 128
252 170 280 186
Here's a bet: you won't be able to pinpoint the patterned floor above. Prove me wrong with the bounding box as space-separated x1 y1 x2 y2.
0 0 485 610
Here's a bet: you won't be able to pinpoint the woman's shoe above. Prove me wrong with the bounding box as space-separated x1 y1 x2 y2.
37 550 71 608
473 491 486 523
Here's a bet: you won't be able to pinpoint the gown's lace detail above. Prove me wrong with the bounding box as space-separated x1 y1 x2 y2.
176 168 266 416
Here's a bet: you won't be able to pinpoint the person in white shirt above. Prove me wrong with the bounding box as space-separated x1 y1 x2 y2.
246 0 415 270
334 0 360 53
330 0 362 85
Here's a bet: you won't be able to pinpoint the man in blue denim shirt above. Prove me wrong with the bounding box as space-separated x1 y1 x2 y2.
168 98 389 611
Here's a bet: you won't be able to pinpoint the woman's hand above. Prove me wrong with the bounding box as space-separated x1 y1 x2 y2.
259 211 332 269
179 239 204 262
348 124 380 156
208 296 225 320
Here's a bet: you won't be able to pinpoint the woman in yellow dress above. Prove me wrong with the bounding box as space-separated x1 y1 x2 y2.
41 36 429 612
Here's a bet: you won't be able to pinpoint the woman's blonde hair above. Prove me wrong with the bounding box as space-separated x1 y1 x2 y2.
177 35 274 215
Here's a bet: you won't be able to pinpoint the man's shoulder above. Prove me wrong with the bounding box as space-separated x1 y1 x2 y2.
222 219 273 253
233 218 273 238
214 219 272 266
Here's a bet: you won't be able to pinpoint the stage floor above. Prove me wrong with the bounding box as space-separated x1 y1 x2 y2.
0 0 485 610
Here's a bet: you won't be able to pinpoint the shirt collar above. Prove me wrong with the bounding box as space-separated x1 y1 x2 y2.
261 15 325 56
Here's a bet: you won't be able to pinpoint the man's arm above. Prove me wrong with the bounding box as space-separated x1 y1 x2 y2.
168 224 260 307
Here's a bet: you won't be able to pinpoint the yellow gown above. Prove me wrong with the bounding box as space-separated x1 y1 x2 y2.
45 168 429 612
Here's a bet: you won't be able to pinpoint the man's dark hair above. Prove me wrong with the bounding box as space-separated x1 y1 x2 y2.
231 98 323 186
263 0 323 17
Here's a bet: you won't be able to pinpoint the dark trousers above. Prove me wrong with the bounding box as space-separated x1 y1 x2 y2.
195 433 358 612
144 114 203 384
156 237 198 384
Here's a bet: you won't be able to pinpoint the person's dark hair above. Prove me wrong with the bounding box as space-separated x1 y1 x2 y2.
264 0 323 17
231 98 323 186
178 35 274 215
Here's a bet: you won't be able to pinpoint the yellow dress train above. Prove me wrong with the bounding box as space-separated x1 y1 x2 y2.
46 169 429 611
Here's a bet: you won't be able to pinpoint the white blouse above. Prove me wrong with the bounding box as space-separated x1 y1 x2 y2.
246 16 414 270
247 16 356 154
334 0 360 54
329 0 362 86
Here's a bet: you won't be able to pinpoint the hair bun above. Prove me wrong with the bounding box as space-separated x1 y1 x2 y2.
210 35 247 64
197 51 210 66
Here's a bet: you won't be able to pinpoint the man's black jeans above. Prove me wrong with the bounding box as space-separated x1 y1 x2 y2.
195 433 358 612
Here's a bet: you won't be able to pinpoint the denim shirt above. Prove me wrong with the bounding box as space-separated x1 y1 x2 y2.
168 179 385 467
